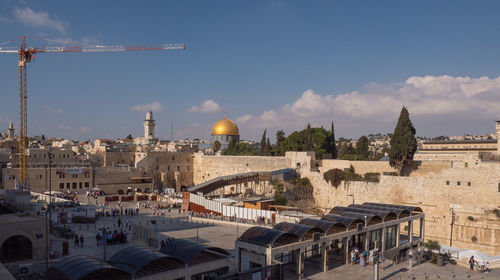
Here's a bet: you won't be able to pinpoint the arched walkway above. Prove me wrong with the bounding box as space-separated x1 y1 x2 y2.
0 235 32 263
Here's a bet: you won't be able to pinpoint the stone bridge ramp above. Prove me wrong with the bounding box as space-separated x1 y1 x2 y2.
187 169 296 195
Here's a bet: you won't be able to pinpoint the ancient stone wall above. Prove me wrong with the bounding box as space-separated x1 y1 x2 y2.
305 162 500 255
135 151 194 188
192 153 291 185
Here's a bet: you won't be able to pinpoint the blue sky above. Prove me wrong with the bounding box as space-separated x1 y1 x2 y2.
1 0 500 141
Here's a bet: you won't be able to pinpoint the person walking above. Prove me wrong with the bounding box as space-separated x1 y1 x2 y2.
350 249 356 265
79 235 84 247
469 256 475 271
96 232 100 246
74 235 79 248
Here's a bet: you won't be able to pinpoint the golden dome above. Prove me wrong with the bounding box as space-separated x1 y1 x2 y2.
212 116 239 136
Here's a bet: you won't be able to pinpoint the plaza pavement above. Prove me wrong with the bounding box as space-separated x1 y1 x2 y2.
56 196 498 279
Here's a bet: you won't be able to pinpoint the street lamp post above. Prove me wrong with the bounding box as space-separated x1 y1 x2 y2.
450 208 456 247
348 194 354 205
45 148 54 270
99 225 109 261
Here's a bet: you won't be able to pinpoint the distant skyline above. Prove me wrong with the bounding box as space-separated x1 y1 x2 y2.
1 0 500 141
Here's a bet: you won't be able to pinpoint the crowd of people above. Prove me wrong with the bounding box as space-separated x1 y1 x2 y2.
469 256 491 273
350 247 385 269
96 228 128 245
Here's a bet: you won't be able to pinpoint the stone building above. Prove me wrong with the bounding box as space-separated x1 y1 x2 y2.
0 195 46 264
420 118 500 153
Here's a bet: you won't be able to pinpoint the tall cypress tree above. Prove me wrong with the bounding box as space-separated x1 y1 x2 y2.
388 106 417 175
275 130 285 156
330 122 338 159
265 138 272 156
259 129 267 155
305 123 313 151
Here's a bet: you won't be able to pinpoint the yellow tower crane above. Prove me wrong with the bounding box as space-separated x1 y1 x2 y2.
0 35 185 189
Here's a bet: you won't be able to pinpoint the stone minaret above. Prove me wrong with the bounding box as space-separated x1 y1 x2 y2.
7 121 14 140
144 111 155 139
496 118 500 154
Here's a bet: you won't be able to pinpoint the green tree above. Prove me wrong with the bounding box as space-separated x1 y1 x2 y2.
388 106 417 175
329 122 338 159
213 140 221 153
275 130 285 156
305 123 313 150
356 136 370 159
259 129 267 155
264 138 272 156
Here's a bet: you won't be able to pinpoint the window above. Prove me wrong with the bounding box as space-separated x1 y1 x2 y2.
72 183 77 189
177 166 180 171
457 181 461 186
79 182 82 189
464 162 468 168
59 183 64 189
85 182 89 188
167 166 170 171
172 156 175 161
467 182 471 186
446 181 450 185
66 183 70 189
498 183 500 192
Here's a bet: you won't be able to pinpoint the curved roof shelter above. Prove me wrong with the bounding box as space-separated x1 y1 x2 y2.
321 214 364 230
348 204 411 219
331 206 398 222
46 255 131 280
159 239 230 266
239 226 299 247
108 246 184 277
363 202 423 215
339 211 383 226
299 218 347 235
273 222 324 241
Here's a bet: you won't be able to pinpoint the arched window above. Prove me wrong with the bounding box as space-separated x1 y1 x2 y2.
1 235 32 263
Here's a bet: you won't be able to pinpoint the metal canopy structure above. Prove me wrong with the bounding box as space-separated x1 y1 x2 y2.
330 206 398 222
348 204 411 219
159 238 230 265
108 246 183 276
320 214 365 230
45 255 130 280
299 218 347 235
273 222 324 241
239 226 299 247
363 202 423 215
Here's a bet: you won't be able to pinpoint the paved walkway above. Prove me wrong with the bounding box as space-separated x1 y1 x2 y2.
302 258 499 280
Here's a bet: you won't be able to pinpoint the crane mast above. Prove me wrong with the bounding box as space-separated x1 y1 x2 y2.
0 35 185 189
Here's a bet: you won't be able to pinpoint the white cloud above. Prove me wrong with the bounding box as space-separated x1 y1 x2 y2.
130 101 164 112
13 7 66 34
187 99 222 113
238 75 500 139
236 114 252 123
58 124 71 130
43 105 63 113
80 126 92 134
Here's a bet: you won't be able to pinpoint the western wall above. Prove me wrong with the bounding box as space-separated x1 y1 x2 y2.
189 151 500 255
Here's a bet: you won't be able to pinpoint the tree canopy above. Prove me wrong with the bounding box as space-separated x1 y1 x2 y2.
388 106 417 175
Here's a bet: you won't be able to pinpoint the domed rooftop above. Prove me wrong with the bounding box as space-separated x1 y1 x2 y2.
212 116 239 136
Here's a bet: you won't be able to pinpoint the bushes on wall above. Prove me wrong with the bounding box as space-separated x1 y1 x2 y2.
323 168 344 188
323 166 379 187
